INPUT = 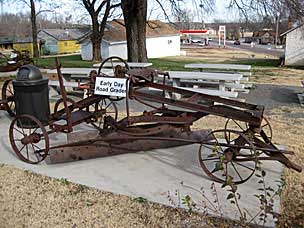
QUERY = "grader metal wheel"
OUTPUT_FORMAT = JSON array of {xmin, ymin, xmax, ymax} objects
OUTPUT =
[
  {"xmin": 9, "ymin": 115, "xmax": 49, "ymax": 164},
  {"xmin": 91, "ymin": 98, "xmax": 118, "ymax": 129},
  {"xmin": 2, "ymin": 79, "xmax": 16, "ymax": 116},
  {"xmin": 53, "ymin": 97, "xmax": 77, "ymax": 113},
  {"xmin": 199, "ymin": 129, "xmax": 258, "ymax": 184}
]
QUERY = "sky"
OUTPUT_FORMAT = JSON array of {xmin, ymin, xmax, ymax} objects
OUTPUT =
[{"xmin": 1, "ymin": 0, "xmax": 240, "ymax": 23}]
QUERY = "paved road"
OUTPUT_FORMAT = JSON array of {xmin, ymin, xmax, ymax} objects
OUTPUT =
[
  {"xmin": 183, "ymin": 41, "xmax": 284, "ymax": 57},
  {"xmin": 223, "ymin": 41, "xmax": 284, "ymax": 57}
]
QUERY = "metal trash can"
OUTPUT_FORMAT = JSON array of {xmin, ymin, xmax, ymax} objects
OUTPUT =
[{"xmin": 13, "ymin": 64, "xmax": 50, "ymax": 127}]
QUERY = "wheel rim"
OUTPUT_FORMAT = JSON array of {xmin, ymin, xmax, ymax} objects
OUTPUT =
[
  {"xmin": 199, "ymin": 129, "xmax": 257, "ymax": 184},
  {"xmin": 2, "ymin": 79, "xmax": 16, "ymax": 116},
  {"xmin": 224, "ymin": 117, "xmax": 272, "ymax": 142},
  {"xmin": 9, "ymin": 115, "xmax": 49, "ymax": 164},
  {"xmin": 254, "ymin": 117, "xmax": 272, "ymax": 142}
]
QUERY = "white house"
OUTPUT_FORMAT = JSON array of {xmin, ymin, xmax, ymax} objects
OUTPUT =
[
  {"xmin": 281, "ymin": 24, "xmax": 304, "ymax": 66},
  {"xmin": 79, "ymin": 19, "xmax": 180, "ymax": 60}
]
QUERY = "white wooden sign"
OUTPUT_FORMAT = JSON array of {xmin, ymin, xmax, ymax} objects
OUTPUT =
[
  {"xmin": 219, "ymin": 25, "xmax": 226, "ymax": 32},
  {"xmin": 94, "ymin": 77, "xmax": 127, "ymax": 97}
]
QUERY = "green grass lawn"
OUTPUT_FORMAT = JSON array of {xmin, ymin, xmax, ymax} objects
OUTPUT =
[
  {"xmin": 34, "ymin": 54, "xmax": 281, "ymax": 70},
  {"xmin": 34, "ymin": 55, "xmax": 94, "ymax": 68}
]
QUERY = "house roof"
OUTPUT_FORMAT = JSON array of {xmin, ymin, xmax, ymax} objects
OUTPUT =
[
  {"xmin": 280, "ymin": 23, "xmax": 304, "ymax": 37},
  {"xmin": 0, "ymin": 37, "xmax": 14, "ymax": 44},
  {"xmin": 15, "ymin": 37, "xmax": 33, "ymax": 43},
  {"xmin": 79, "ymin": 19, "xmax": 179, "ymax": 44},
  {"xmin": 39, "ymin": 29, "xmax": 85, "ymax": 41}
]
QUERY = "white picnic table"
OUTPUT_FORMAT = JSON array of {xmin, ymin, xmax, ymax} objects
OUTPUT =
[
  {"xmin": 184, "ymin": 63, "xmax": 251, "ymax": 71},
  {"xmin": 93, "ymin": 62, "xmax": 152, "ymax": 68},
  {"xmin": 168, "ymin": 71, "xmax": 243, "ymax": 93}
]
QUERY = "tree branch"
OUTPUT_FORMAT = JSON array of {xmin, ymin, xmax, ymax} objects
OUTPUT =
[
  {"xmin": 19, "ymin": 0, "xmax": 31, "ymax": 8},
  {"xmin": 96, "ymin": 0, "xmax": 107, "ymax": 14}
]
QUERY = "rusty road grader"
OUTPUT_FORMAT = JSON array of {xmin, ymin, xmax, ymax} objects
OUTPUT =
[{"xmin": 8, "ymin": 57, "xmax": 302, "ymax": 184}]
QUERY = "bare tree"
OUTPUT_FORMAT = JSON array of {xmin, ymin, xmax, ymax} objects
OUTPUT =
[
  {"xmin": 81, "ymin": 0, "xmax": 121, "ymax": 61},
  {"xmin": 17, "ymin": 0, "xmax": 57, "ymax": 58},
  {"xmin": 228, "ymin": 0, "xmax": 304, "ymax": 20}
]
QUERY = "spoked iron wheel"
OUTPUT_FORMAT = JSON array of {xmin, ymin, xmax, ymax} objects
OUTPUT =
[
  {"xmin": 97, "ymin": 56, "xmax": 130, "ymax": 102},
  {"xmin": 97, "ymin": 56, "xmax": 130, "ymax": 77},
  {"xmin": 199, "ymin": 129, "xmax": 258, "ymax": 184},
  {"xmin": 91, "ymin": 98, "xmax": 118, "ymax": 129},
  {"xmin": 53, "ymin": 97, "xmax": 77, "ymax": 114},
  {"xmin": 2, "ymin": 79, "xmax": 16, "ymax": 116},
  {"xmin": 9, "ymin": 115, "xmax": 49, "ymax": 164},
  {"xmin": 225, "ymin": 117, "xmax": 272, "ymax": 142}
]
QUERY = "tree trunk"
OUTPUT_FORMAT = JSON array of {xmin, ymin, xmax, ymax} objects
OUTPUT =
[
  {"xmin": 92, "ymin": 38, "xmax": 101, "ymax": 61},
  {"xmin": 122, "ymin": 0, "xmax": 148, "ymax": 62},
  {"xmin": 30, "ymin": 0, "xmax": 39, "ymax": 58},
  {"xmin": 91, "ymin": 14, "xmax": 102, "ymax": 61}
]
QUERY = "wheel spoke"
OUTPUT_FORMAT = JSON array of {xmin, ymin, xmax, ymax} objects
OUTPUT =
[
  {"xmin": 17, "ymin": 119, "xmax": 25, "ymax": 135},
  {"xmin": 32, "ymin": 144, "xmax": 40, "ymax": 161},
  {"xmin": 14, "ymin": 127, "xmax": 25, "ymax": 136},
  {"xmin": 224, "ymin": 163, "xmax": 228, "ymax": 182},
  {"xmin": 231, "ymin": 162, "xmax": 243, "ymax": 181},
  {"xmin": 105, "ymin": 102, "xmax": 112, "ymax": 109},
  {"xmin": 32, "ymin": 127, "xmax": 39, "ymax": 134},
  {"xmin": 234, "ymin": 161, "xmax": 255, "ymax": 171},
  {"xmin": 32, "ymin": 144, "xmax": 42, "ymax": 151},
  {"xmin": 19, "ymin": 144, "xmax": 26, "ymax": 152},
  {"xmin": 201, "ymin": 157, "xmax": 220, "ymax": 162},
  {"xmin": 202, "ymin": 144, "xmax": 224, "ymax": 155},
  {"xmin": 25, "ymin": 145, "xmax": 29, "ymax": 160},
  {"xmin": 232, "ymin": 119, "xmax": 245, "ymax": 131}
]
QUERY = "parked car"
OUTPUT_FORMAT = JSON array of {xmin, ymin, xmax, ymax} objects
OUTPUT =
[
  {"xmin": 191, "ymin": 39, "xmax": 202, "ymax": 43},
  {"xmin": 233, "ymin": 40, "xmax": 241, "ymax": 45}
]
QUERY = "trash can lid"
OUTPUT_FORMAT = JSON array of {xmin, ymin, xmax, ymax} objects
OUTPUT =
[{"xmin": 16, "ymin": 64, "xmax": 43, "ymax": 81}]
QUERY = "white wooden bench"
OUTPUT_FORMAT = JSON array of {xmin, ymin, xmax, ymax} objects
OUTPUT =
[
  {"xmin": 48, "ymin": 80, "xmax": 78, "ymax": 88},
  {"xmin": 46, "ymin": 68, "xmax": 113, "ymax": 82},
  {"xmin": 179, "ymin": 80, "xmax": 249, "ymax": 93},
  {"xmin": 184, "ymin": 63, "xmax": 252, "ymax": 88}
]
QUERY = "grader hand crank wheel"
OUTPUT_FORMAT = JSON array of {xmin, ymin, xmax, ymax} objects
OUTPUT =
[
  {"xmin": 97, "ymin": 56, "xmax": 130, "ymax": 102},
  {"xmin": 199, "ymin": 129, "xmax": 258, "ymax": 184},
  {"xmin": 9, "ymin": 115, "xmax": 49, "ymax": 164}
]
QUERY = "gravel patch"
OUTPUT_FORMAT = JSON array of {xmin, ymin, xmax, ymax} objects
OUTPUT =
[{"xmin": 240, "ymin": 83, "xmax": 302, "ymax": 112}]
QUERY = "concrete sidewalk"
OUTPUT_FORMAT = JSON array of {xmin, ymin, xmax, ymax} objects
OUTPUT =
[{"xmin": 0, "ymin": 111, "xmax": 283, "ymax": 227}]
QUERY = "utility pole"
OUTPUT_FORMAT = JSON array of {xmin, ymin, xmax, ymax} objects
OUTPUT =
[{"xmin": 275, "ymin": 12, "xmax": 280, "ymax": 46}]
